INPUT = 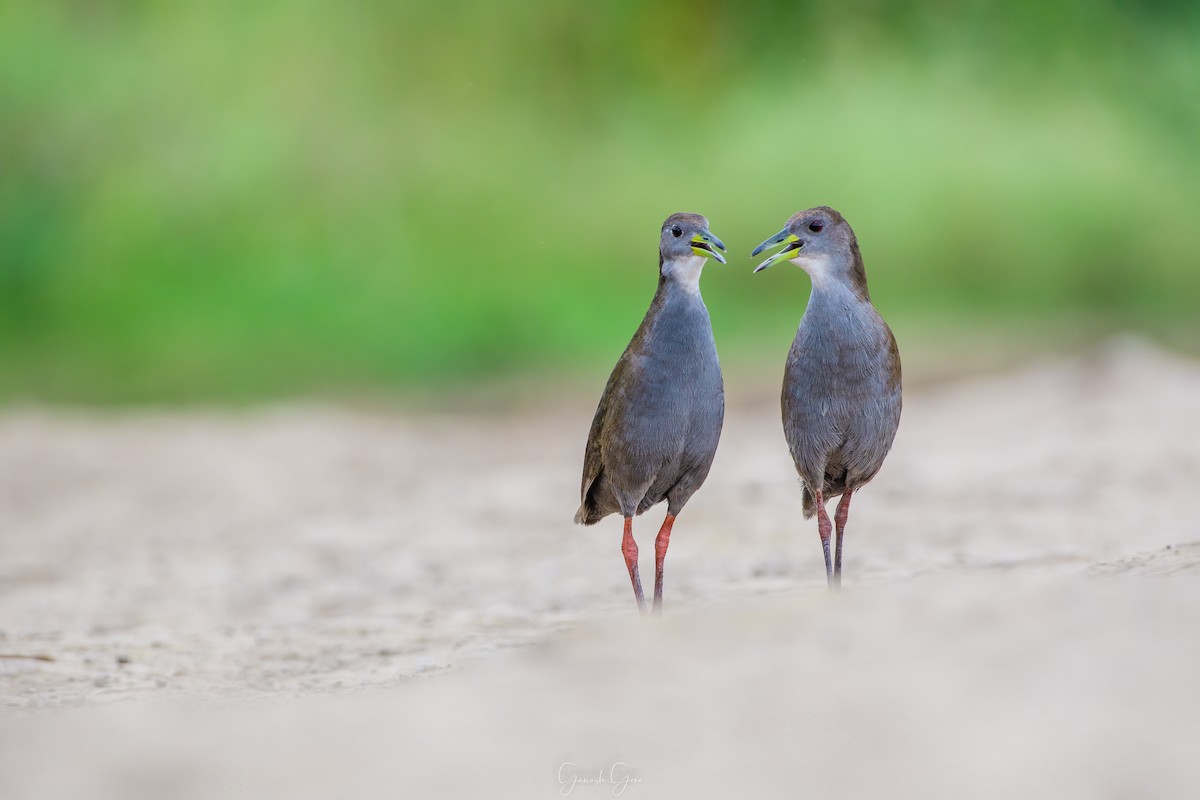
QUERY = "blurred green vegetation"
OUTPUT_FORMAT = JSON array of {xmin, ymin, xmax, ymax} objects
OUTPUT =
[{"xmin": 2, "ymin": 1, "xmax": 1198, "ymax": 402}]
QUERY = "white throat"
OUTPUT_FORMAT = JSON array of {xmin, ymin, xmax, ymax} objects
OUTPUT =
[
  {"xmin": 790, "ymin": 252, "xmax": 837, "ymax": 289},
  {"xmin": 661, "ymin": 254, "xmax": 706, "ymax": 295}
]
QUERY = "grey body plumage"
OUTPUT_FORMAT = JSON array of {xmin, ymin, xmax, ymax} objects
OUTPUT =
[
  {"xmin": 754, "ymin": 206, "xmax": 901, "ymax": 585},
  {"xmin": 577, "ymin": 213, "xmax": 726, "ymax": 613},
  {"xmin": 784, "ymin": 276, "xmax": 901, "ymax": 517},
  {"xmin": 575, "ymin": 275, "xmax": 724, "ymax": 523}
]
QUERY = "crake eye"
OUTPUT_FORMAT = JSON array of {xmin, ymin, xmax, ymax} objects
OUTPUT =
[
  {"xmin": 808, "ymin": 221, "xmax": 824, "ymax": 233},
  {"xmin": 671, "ymin": 226, "xmax": 683, "ymax": 237}
]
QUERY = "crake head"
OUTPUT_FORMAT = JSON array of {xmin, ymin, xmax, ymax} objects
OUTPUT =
[
  {"xmin": 751, "ymin": 206, "xmax": 857, "ymax": 275},
  {"xmin": 659, "ymin": 213, "xmax": 726, "ymax": 266}
]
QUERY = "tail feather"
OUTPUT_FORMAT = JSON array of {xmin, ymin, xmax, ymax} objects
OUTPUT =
[
  {"xmin": 574, "ymin": 499, "xmax": 601, "ymax": 526},
  {"xmin": 802, "ymin": 485, "xmax": 816, "ymax": 519}
]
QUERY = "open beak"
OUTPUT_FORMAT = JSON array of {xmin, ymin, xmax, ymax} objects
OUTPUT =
[
  {"xmin": 751, "ymin": 228, "xmax": 802, "ymax": 273},
  {"xmin": 691, "ymin": 229, "xmax": 727, "ymax": 264}
]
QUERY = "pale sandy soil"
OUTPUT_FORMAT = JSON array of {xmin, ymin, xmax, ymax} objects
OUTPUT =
[{"xmin": 1, "ymin": 338, "xmax": 1199, "ymax": 798}]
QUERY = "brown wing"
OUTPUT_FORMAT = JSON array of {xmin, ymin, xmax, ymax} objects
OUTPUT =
[
  {"xmin": 576, "ymin": 287, "xmax": 665, "ymax": 523},
  {"xmin": 579, "ymin": 356, "xmax": 628, "ymax": 503}
]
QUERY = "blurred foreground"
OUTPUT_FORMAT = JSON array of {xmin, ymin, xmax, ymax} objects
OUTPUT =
[{"xmin": 2, "ymin": 340, "xmax": 1199, "ymax": 796}]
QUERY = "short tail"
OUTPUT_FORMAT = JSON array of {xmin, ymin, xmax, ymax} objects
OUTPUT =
[
  {"xmin": 802, "ymin": 485, "xmax": 816, "ymax": 519},
  {"xmin": 574, "ymin": 501, "xmax": 601, "ymax": 526}
]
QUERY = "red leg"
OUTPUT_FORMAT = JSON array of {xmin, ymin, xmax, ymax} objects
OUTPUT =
[
  {"xmin": 813, "ymin": 489, "xmax": 834, "ymax": 587},
  {"xmin": 833, "ymin": 491, "xmax": 853, "ymax": 586},
  {"xmin": 652, "ymin": 513, "xmax": 676, "ymax": 615},
  {"xmin": 621, "ymin": 516, "xmax": 646, "ymax": 614}
]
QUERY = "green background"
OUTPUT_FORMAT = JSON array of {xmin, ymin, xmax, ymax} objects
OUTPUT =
[{"xmin": 3, "ymin": 1, "xmax": 1198, "ymax": 403}]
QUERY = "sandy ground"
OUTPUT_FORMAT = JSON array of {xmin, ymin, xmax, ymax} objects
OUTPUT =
[{"xmin": 1, "ymin": 337, "xmax": 1199, "ymax": 798}]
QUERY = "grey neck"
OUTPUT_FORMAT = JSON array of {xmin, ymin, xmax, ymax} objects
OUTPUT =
[{"xmin": 795, "ymin": 251, "xmax": 869, "ymax": 308}]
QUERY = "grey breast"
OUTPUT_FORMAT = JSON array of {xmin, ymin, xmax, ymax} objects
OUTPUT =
[
  {"xmin": 782, "ymin": 294, "xmax": 901, "ymax": 500},
  {"xmin": 580, "ymin": 282, "xmax": 724, "ymax": 522}
]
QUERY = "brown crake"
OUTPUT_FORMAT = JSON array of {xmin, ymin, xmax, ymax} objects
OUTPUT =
[
  {"xmin": 576, "ymin": 213, "xmax": 726, "ymax": 613},
  {"xmin": 752, "ymin": 206, "xmax": 902, "ymax": 587}
]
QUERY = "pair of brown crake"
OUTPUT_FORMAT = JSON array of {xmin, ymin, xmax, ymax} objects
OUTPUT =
[{"xmin": 575, "ymin": 207, "xmax": 902, "ymax": 613}]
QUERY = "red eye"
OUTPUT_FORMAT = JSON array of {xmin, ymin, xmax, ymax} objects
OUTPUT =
[{"xmin": 808, "ymin": 221, "xmax": 824, "ymax": 233}]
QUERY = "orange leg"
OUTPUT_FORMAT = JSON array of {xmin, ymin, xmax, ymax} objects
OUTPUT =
[
  {"xmin": 813, "ymin": 490, "xmax": 834, "ymax": 587},
  {"xmin": 833, "ymin": 491, "xmax": 853, "ymax": 586},
  {"xmin": 621, "ymin": 516, "xmax": 646, "ymax": 614},
  {"xmin": 652, "ymin": 513, "xmax": 676, "ymax": 615}
]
